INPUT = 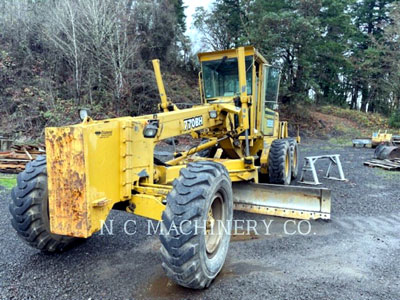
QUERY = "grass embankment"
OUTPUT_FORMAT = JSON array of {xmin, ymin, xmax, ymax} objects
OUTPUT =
[
  {"xmin": 0, "ymin": 175, "xmax": 16, "ymax": 189},
  {"xmin": 317, "ymin": 106, "xmax": 391, "ymax": 131},
  {"xmin": 281, "ymin": 104, "xmax": 398, "ymax": 146},
  {"xmin": 317, "ymin": 106, "xmax": 400, "ymax": 146}
]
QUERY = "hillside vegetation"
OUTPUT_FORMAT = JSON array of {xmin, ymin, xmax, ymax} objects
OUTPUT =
[
  {"xmin": 0, "ymin": 0, "xmax": 198, "ymax": 142},
  {"xmin": 1, "ymin": 0, "xmax": 400, "ymax": 143},
  {"xmin": 280, "ymin": 104, "xmax": 398, "ymax": 141}
]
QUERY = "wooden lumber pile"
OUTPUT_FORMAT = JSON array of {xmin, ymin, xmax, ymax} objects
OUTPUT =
[
  {"xmin": 364, "ymin": 158, "xmax": 400, "ymax": 170},
  {"xmin": 0, "ymin": 144, "xmax": 45, "ymax": 173}
]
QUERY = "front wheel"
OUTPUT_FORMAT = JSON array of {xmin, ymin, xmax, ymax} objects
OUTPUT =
[
  {"xmin": 160, "ymin": 161, "xmax": 233, "ymax": 289},
  {"xmin": 9, "ymin": 156, "xmax": 83, "ymax": 252},
  {"xmin": 268, "ymin": 139, "xmax": 292, "ymax": 185}
]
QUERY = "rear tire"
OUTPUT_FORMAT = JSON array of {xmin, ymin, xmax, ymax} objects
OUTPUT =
[
  {"xmin": 268, "ymin": 139, "xmax": 292, "ymax": 185},
  {"xmin": 9, "ymin": 156, "xmax": 82, "ymax": 252},
  {"xmin": 288, "ymin": 139, "xmax": 299, "ymax": 179},
  {"xmin": 160, "ymin": 161, "xmax": 233, "ymax": 289},
  {"xmin": 197, "ymin": 139, "xmax": 218, "ymax": 158}
]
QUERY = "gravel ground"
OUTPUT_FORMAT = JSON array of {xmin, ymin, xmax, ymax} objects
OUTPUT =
[{"xmin": 1, "ymin": 139, "xmax": 399, "ymax": 299}]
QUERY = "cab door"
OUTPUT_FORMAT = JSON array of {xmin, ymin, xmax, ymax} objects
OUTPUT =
[{"xmin": 261, "ymin": 65, "xmax": 281, "ymax": 136}]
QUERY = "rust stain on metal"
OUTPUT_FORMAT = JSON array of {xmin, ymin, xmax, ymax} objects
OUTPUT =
[
  {"xmin": 45, "ymin": 126, "xmax": 90, "ymax": 238},
  {"xmin": 232, "ymin": 182, "xmax": 331, "ymax": 220}
]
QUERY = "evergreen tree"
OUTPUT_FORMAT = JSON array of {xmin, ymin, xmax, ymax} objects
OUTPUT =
[
  {"xmin": 313, "ymin": 0, "xmax": 354, "ymax": 105},
  {"xmin": 350, "ymin": 0, "xmax": 397, "ymax": 112},
  {"xmin": 171, "ymin": 0, "xmax": 187, "ymax": 33},
  {"xmin": 197, "ymin": 0, "xmax": 399, "ymax": 111},
  {"xmin": 194, "ymin": 0, "xmax": 245, "ymax": 50},
  {"xmin": 246, "ymin": 0, "xmax": 321, "ymax": 103}
]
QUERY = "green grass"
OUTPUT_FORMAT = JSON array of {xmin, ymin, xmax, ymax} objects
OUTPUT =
[
  {"xmin": 374, "ymin": 168, "xmax": 400, "ymax": 180},
  {"xmin": 318, "ymin": 105, "xmax": 391, "ymax": 131},
  {"xmin": 328, "ymin": 137, "xmax": 353, "ymax": 146},
  {"xmin": 332, "ymin": 123, "xmax": 362, "ymax": 137},
  {"xmin": 0, "ymin": 175, "xmax": 17, "ymax": 189},
  {"xmin": 318, "ymin": 144, "xmax": 341, "ymax": 150},
  {"xmin": 326, "ymin": 120, "xmax": 362, "ymax": 146}
]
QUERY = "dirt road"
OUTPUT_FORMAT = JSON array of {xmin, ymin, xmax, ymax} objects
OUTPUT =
[{"xmin": 1, "ymin": 140, "xmax": 399, "ymax": 299}]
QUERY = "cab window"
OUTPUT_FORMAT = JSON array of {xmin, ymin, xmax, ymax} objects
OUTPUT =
[
  {"xmin": 202, "ymin": 56, "xmax": 253, "ymax": 99},
  {"xmin": 264, "ymin": 66, "xmax": 280, "ymax": 109}
]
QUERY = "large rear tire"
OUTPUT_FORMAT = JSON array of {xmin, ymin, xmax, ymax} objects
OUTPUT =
[
  {"xmin": 160, "ymin": 161, "xmax": 233, "ymax": 289},
  {"xmin": 9, "ymin": 156, "xmax": 82, "ymax": 252},
  {"xmin": 268, "ymin": 139, "xmax": 292, "ymax": 185}
]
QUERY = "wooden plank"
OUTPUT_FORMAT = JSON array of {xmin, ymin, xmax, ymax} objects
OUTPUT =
[
  {"xmin": 365, "ymin": 161, "xmax": 392, "ymax": 168},
  {"xmin": 373, "ymin": 162, "xmax": 398, "ymax": 168},
  {"xmin": 364, "ymin": 163, "xmax": 395, "ymax": 170},
  {"xmin": 0, "ymin": 158, "xmax": 30, "ymax": 163},
  {"xmin": 0, "ymin": 163, "xmax": 25, "ymax": 169},
  {"xmin": 369, "ymin": 159, "xmax": 400, "ymax": 167},
  {"xmin": 0, "ymin": 143, "xmax": 43, "ymax": 174},
  {"xmin": 364, "ymin": 160, "xmax": 400, "ymax": 170},
  {"xmin": 367, "ymin": 160, "xmax": 398, "ymax": 167},
  {"xmin": 0, "ymin": 154, "xmax": 34, "ymax": 160},
  {"xmin": 23, "ymin": 148, "xmax": 33, "ymax": 160}
]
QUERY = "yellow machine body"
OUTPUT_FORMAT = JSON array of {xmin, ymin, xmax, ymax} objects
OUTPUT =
[
  {"xmin": 45, "ymin": 46, "xmax": 330, "ymax": 238},
  {"xmin": 371, "ymin": 130, "xmax": 392, "ymax": 147}
]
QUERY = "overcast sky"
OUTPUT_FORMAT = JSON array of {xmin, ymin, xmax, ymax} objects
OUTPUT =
[{"xmin": 183, "ymin": 0, "xmax": 213, "ymax": 52}]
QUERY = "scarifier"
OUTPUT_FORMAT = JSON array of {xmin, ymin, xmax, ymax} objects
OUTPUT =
[{"xmin": 9, "ymin": 47, "xmax": 331, "ymax": 289}]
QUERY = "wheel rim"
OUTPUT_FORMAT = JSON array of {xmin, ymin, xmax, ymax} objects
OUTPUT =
[
  {"xmin": 293, "ymin": 147, "xmax": 297, "ymax": 170},
  {"xmin": 285, "ymin": 151, "xmax": 290, "ymax": 177},
  {"xmin": 205, "ymin": 192, "xmax": 224, "ymax": 257}
]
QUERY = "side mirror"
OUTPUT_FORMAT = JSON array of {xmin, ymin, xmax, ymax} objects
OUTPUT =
[{"xmin": 79, "ymin": 108, "xmax": 90, "ymax": 121}]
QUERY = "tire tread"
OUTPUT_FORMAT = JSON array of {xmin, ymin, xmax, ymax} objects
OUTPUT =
[
  {"xmin": 160, "ymin": 161, "xmax": 230, "ymax": 289},
  {"xmin": 9, "ymin": 155, "xmax": 79, "ymax": 253},
  {"xmin": 268, "ymin": 139, "xmax": 291, "ymax": 185}
]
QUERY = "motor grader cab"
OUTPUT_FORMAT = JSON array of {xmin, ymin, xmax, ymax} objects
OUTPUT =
[
  {"xmin": 10, "ymin": 46, "xmax": 331, "ymax": 289},
  {"xmin": 199, "ymin": 47, "xmax": 281, "ymax": 137}
]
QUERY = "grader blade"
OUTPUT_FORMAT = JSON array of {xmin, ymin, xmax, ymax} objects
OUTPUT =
[{"xmin": 232, "ymin": 182, "xmax": 331, "ymax": 220}]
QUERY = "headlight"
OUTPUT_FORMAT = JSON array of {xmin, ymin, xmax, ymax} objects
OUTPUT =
[
  {"xmin": 209, "ymin": 110, "xmax": 218, "ymax": 119},
  {"xmin": 143, "ymin": 121, "xmax": 159, "ymax": 138}
]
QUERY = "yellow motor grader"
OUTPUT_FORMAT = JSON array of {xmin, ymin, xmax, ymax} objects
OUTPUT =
[{"xmin": 10, "ymin": 46, "xmax": 330, "ymax": 289}]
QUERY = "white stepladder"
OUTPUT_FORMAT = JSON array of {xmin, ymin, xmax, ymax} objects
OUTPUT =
[{"xmin": 300, "ymin": 154, "xmax": 347, "ymax": 185}]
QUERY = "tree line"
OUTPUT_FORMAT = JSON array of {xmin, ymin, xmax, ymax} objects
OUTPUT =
[
  {"xmin": 0, "ymin": 0, "xmax": 195, "ymax": 137},
  {"xmin": 1, "ymin": 0, "xmax": 400, "ymax": 139},
  {"xmin": 195, "ymin": 0, "xmax": 400, "ymax": 116}
]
